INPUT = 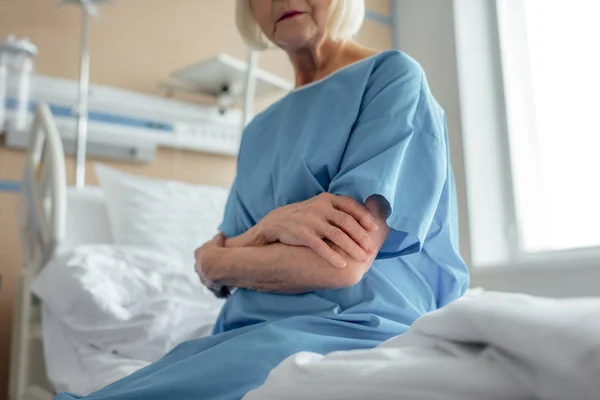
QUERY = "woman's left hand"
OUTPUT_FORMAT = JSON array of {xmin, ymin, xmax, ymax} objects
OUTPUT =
[
  {"xmin": 194, "ymin": 233, "xmax": 233, "ymax": 298},
  {"xmin": 250, "ymin": 193, "xmax": 378, "ymax": 268}
]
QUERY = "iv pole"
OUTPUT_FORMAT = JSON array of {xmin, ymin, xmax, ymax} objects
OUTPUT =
[
  {"xmin": 71, "ymin": 0, "xmax": 100, "ymax": 188},
  {"xmin": 241, "ymin": 50, "xmax": 258, "ymax": 131},
  {"xmin": 70, "ymin": 1, "xmax": 260, "ymax": 175}
]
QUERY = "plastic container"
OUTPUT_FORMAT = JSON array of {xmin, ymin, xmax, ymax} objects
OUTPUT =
[{"xmin": 0, "ymin": 35, "xmax": 38, "ymax": 133}]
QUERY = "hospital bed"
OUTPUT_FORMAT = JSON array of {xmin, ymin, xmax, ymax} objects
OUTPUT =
[
  {"xmin": 9, "ymin": 104, "xmax": 227, "ymax": 400},
  {"xmin": 9, "ymin": 106, "xmax": 600, "ymax": 400},
  {"xmin": 8, "ymin": 103, "xmax": 126, "ymax": 400},
  {"xmin": 9, "ymin": 104, "xmax": 65, "ymax": 400}
]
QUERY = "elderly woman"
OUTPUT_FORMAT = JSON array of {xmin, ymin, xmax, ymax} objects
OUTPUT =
[{"xmin": 56, "ymin": 1, "xmax": 468, "ymax": 399}]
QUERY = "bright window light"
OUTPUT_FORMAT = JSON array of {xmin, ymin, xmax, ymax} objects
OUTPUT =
[{"xmin": 498, "ymin": 0, "xmax": 600, "ymax": 253}]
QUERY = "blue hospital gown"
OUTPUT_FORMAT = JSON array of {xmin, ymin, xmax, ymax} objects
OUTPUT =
[{"xmin": 56, "ymin": 50, "xmax": 468, "ymax": 400}]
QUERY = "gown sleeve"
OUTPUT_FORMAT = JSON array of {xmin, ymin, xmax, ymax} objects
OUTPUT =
[{"xmin": 328, "ymin": 55, "xmax": 447, "ymax": 259}]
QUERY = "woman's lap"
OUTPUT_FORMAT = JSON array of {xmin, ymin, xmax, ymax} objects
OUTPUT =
[{"xmin": 55, "ymin": 316, "xmax": 387, "ymax": 400}]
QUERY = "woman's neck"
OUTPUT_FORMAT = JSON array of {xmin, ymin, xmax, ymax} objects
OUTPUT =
[
  {"xmin": 287, "ymin": 39, "xmax": 376, "ymax": 88},
  {"xmin": 287, "ymin": 38, "xmax": 347, "ymax": 87}
]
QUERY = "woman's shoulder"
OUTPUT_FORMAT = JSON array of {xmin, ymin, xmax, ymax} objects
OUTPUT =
[
  {"xmin": 357, "ymin": 51, "xmax": 446, "ymax": 144},
  {"xmin": 347, "ymin": 51, "xmax": 431, "ymax": 120},
  {"xmin": 370, "ymin": 49, "xmax": 422, "ymax": 68},
  {"xmin": 366, "ymin": 50, "xmax": 426, "ymax": 89}
]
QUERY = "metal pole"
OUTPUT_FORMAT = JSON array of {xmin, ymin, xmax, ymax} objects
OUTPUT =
[
  {"xmin": 75, "ymin": 6, "xmax": 91, "ymax": 188},
  {"xmin": 241, "ymin": 50, "xmax": 258, "ymax": 131}
]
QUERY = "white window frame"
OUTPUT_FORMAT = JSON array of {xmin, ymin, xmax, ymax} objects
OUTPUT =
[{"xmin": 453, "ymin": 0, "xmax": 600, "ymax": 271}]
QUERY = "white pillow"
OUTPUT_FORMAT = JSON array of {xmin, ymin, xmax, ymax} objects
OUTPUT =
[
  {"xmin": 63, "ymin": 187, "xmax": 113, "ymax": 249},
  {"xmin": 95, "ymin": 164, "xmax": 230, "ymax": 267}
]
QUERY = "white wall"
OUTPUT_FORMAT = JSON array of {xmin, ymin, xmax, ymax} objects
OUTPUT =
[
  {"xmin": 393, "ymin": 0, "xmax": 600, "ymax": 298},
  {"xmin": 472, "ymin": 263, "xmax": 600, "ymax": 298},
  {"xmin": 393, "ymin": 0, "xmax": 471, "ymax": 265}
]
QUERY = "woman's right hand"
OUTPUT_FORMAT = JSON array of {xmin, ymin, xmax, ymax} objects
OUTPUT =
[{"xmin": 254, "ymin": 193, "xmax": 380, "ymax": 268}]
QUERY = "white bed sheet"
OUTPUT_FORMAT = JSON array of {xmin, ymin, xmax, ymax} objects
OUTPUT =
[
  {"xmin": 42, "ymin": 305, "xmax": 150, "ymax": 395},
  {"xmin": 34, "ymin": 245, "xmax": 225, "ymax": 395}
]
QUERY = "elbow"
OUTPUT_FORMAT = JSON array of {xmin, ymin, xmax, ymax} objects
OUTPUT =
[{"xmin": 331, "ymin": 261, "xmax": 369, "ymax": 288}]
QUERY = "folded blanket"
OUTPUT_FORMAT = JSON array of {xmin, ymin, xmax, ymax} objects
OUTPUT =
[{"xmin": 245, "ymin": 291, "xmax": 600, "ymax": 400}]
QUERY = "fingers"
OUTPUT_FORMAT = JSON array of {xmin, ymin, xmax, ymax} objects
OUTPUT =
[
  {"xmin": 301, "ymin": 229, "xmax": 347, "ymax": 269},
  {"xmin": 319, "ymin": 221, "xmax": 370, "ymax": 263},
  {"xmin": 327, "ymin": 210, "xmax": 377, "ymax": 255},
  {"xmin": 213, "ymin": 232, "xmax": 226, "ymax": 247},
  {"xmin": 332, "ymin": 196, "xmax": 379, "ymax": 231}
]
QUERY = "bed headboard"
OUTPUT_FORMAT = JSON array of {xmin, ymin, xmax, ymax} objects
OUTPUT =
[{"xmin": 20, "ymin": 103, "xmax": 67, "ymax": 272}]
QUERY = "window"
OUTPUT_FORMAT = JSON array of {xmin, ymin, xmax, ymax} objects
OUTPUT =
[{"xmin": 497, "ymin": 0, "xmax": 600, "ymax": 254}]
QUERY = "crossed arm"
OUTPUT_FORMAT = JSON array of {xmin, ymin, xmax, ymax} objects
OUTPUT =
[{"xmin": 195, "ymin": 193, "xmax": 392, "ymax": 295}]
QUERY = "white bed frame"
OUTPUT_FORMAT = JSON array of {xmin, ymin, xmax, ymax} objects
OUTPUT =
[{"xmin": 9, "ymin": 104, "xmax": 67, "ymax": 400}]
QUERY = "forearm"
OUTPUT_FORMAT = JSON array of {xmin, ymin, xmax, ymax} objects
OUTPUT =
[
  {"xmin": 202, "ymin": 243, "xmax": 370, "ymax": 294},
  {"xmin": 206, "ymin": 195, "xmax": 392, "ymax": 294}
]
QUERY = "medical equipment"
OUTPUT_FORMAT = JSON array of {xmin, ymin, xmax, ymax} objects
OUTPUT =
[
  {"xmin": 62, "ymin": 2, "xmax": 291, "ymax": 186},
  {"xmin": 242, "ymin": 51, "xmax": 259, "ymax": 128},
  {"xmin": 1, "ymin": 0, "xmax": 292, "ymax": 186},
  {"xmin": 0, "ymin": 35, "xmax": 38, "ymax": 134},
  {"xmin": 61, "ymin": 0, "xmax": 114, "ymax": 188},
  {"xmin": 163, "ymin": 52, "xmax": 292, "ymax": 125},
  {"xmin": 2, "ymin": 74, "xmax": 244, "ymax": 163}
]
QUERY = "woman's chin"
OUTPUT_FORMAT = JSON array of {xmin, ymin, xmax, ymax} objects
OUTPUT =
[{"xmin": 274, "ymin": 32, "xmax": 317, "ymax": 51}]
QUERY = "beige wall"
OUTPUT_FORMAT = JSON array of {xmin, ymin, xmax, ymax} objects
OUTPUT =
[
  {"xmin": 0, "ymin": 0, "xmax": 392, "ymax": 396},
  {"xmin": 0, "ymin": 0, "xmax": 391, "ymax": 98}
]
